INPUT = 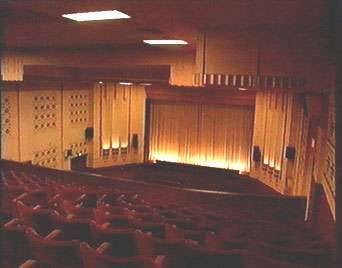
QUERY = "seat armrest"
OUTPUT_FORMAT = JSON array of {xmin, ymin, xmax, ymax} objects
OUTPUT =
[
  {"xmin": 45, "ymin": 229, "xmax": 63, "ymax": 240},
  {"xmin": 4, "ymin": 218, "xmax": 21, "ymax": 228},
  {"xmin": 154, "ymin": 256, "xmax": 166, "ymax": 268},
  {"xmin": 33, "ymin": 205, "xmax": 41, "ymax": 210},
  {"xmin": 19, "ymin": 259, "xmax": 40, "ymax": 268},
  {"xmin": 96, "ymin": 242, "xmax": 112, "ymax": 254}
]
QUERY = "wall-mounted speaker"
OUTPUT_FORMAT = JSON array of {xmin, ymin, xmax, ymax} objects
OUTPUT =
[
  {"xmin": 132, "ymin": 134, "xmax": 139, "ymax": 150},
  {"xmin": 252, "ymin": 146, "xmax": 261, "ymax": 162},
  {"xmin": 285, "ymin": 146, "xmax": 296, "ymax": 160},
  {"xmin": 85, "ymin": 127, "xmax": 94, "ymax": 140}
]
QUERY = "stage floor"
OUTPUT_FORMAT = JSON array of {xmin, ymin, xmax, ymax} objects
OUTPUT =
[{"xmin": 86, "ymin": 163, "xmax": 279, "ymax": 196}]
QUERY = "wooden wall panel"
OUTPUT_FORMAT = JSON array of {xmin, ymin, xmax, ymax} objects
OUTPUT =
[
  {"xmin": 0, "ymin": 51, "xmax": 24, "ymax": 81},
  {"xmin": 146, "ymin": 86, "xmax": 255, "ymax": 107},
  {"xmin": 320, "ymin": 93, "xmax": 336, "ymax": 219},
  {"xmin": 205, "ymin": 31, "xmax": 258, "ymax": 75},
  {"xmin": 251, "ymin": 90, "xmax": 311, "ymax": 195},
  {"xmin": 196, "ymin": 30, "xmax": 330, "ymax": 92},
  {"xmin": 0, "ymin": 48, "xmax": 195, "ymax": 86},
  {"xmin": 90, "ymin": 83, "xmax": 146, "ymax": 168}
]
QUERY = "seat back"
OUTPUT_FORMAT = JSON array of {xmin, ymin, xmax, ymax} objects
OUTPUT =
[
  {"xmin": 80, "ymin": 242, "xmax": 155, "ymax": 268},
  {"xmin": 16, "ymin": 201, "xmax": 53, "ymax": 235},
  {"xmin": 91, "ymin": 224, "xmax": 138, "ymax": 256},
  {"xmin": 26, "ymin": 227, "xmax": 82, "ymax": 268}
]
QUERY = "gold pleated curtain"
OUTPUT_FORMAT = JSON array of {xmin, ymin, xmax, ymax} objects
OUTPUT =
[{"xmin": 149, "ymin": 102, "xmax": 254, "ymax": 172}]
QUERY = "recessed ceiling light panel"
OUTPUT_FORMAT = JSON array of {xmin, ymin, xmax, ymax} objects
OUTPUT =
[
  {"xmin": 62, "ymin": 10, "xmax": 130, "ymax": 22},
  {"xmin": 143, "ymin": 40, "xmax": 188, "ymax": 45}
]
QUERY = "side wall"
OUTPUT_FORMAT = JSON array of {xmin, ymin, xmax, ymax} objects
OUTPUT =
[
  {"xmin": 1, "ymin": 82, "xmax": 92, "ymax": 169},
  {"xmin": 0, "ymin": 82, "xmax": 146, "ymax": 170}
]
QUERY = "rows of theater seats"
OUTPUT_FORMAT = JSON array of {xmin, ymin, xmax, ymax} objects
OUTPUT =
[{"xmin": 0, "ymin": 166, "xmax": 333, "ymax": 268}]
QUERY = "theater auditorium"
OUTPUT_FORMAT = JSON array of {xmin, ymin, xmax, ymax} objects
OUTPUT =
[{"xmin": 0, "ymin": 1, "xmax": 339, "ymax": 267}]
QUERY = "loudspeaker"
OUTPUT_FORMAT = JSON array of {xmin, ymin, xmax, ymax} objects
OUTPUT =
[
  {"xmin": 252, "ymin": 146, "xmax": 261, "ymax": 162},
  {"xmin": 132, "ymin": 134, "xmax": 139, "ymax": 150},
  {"xmin": 85, "ymin": 127, "xmax": 94, "ymax": 140},
  {"xmin": 285, "ymin": 146, "xmax": 296, "ymax": 160}
]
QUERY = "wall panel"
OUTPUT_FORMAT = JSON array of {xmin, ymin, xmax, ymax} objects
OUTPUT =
[
  {"xmin": 19, "ymin": 84, "xmax": 62, "ymax": 168},
  {"xmin": 251, "ymin": 90, "xmax": 310, "ymax": 195},
  {"xmin": 1, "ymin": 82, "xmax": 93, "ymax": 170},
  {"xmin": 0, "ymin": 48, "xmax": 195, "ymax": 86},
  {"xmin": 1, "ymin": 87, "xmax": 20, "ymax": 160},
  {"xmin": 90, "ymin": 83, "xmax": 146, "ymax": 168},
  {"xmin": 61, "ymin": 82, "xmax": 91, "ymax": 169}
]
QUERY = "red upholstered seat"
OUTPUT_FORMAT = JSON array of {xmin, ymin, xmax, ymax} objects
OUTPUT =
[
  {"xmin": 243, "ymin": 253, "xmax": 316, "ymax": 268},
  {"xmin": 80, "ymin": 242, "xmax": 159, "ymax": 268},
  {"xmin": 14, "ymin": 190, "xmax": 49, "ymax": 208},
  {"xmin": 135, "ymin": 229, "xmax": 185, "ymax": 267},
  {"xmin": 15, "ymin": 201, "xmax": 53, "ymax": 236},
  {"xmin": 50, "ymin": 210, "xmax": 94, "ymax": 243},
  {"xmin": 247, "ymin": 238, "xmax": 332, "ymax": 267},
  {"xmin": 91, "ymin": 223, "xmax": 139, "ymax": 256},
  {"xmin": 0, "ymin": 218, "xmax": 32, "ymax": 266},
  {"xmin": 60, "ymin": 200, "xmax": 94, "ymax": 219},
  {"xmin": 178, "ymin": 243, "xmax": 245, "ymax": 268},
  {"xmin": 25, "ymin": 227, "xmax": 82, "ymax": 268}
]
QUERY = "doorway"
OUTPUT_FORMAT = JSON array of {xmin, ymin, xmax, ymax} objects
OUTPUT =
[{"xmin": 70, "ymin": 154, "xmax": 88, "ymax": 171}]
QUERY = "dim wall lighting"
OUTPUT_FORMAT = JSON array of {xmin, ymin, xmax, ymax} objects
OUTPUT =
[
  {"xmin": 143, "ymin": 40, "xmax": 188, "ymax": 45},
  {"xmin": 119, "ymin": 82, "xmax": 133, "ymax": 85},
  {"xmin": 62, "ymin": 10, "xmax": 130, "ymax": 22}
]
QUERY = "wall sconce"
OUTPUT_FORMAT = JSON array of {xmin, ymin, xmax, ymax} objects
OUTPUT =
[
  {"xmin": 102, "ymin": 148, "xmax": 110, "ymax": 157},
  {"xmin": 274, "ymin": 169, "xmax": 280, "ymax": 178},
  {"xmin": 112, "ymin": 147, "xmax": 119, "ymax": 155},
  {"xmin": 121, "ymin": 147, "xmax": 128, "ymax": 154}
]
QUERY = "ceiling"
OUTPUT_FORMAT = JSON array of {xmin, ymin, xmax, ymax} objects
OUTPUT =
[{"xmin": 0, "ymin": 0, "xmax": 330, "ymax": 49}]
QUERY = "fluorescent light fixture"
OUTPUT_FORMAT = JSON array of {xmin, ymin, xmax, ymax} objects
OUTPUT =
[
  {"xmin": 140, "ymin": 83, "xmax": 152, "ymax": 86},
  {"xmin": 238, "ymin": 87, "xmax": 248, "ymax": 91},
  {"xmin": 119, "ymin": 82, "xmax": 133, "ymax": 85},
  {"xmin": 143, "ymin": 40, "xmax": 188, "ymax": 45},
  {"xmin": 62, "ymin": 10, "xmax": 130, "ymax": 22}
]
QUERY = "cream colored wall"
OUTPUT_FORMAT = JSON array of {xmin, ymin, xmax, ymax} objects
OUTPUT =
[
  {"xmin": 90, "ymin": 82, "xmax": 146, "ymax": 168},
  {"xmin": 1, "ymin": 88, "xmax": 20, "ymax": 160},
  {"xmin": 19, "ymin": 86, "xmax": 62, "ymax": 168},
  {"xmin": 0, "ymin": 83, "xmax": 92, "ymax": 170},
  {"xmin": 0, "ymin": 48, "xmax": 195, "ymax": 86},
  {"xmin": 61, "ymin": 83, "xmax": 92, "ymax": 169}
]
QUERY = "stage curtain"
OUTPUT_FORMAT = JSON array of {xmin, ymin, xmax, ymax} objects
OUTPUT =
[{"xmin": 149, "ymin": 102, "xmax": 254, "ymax": 172}]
